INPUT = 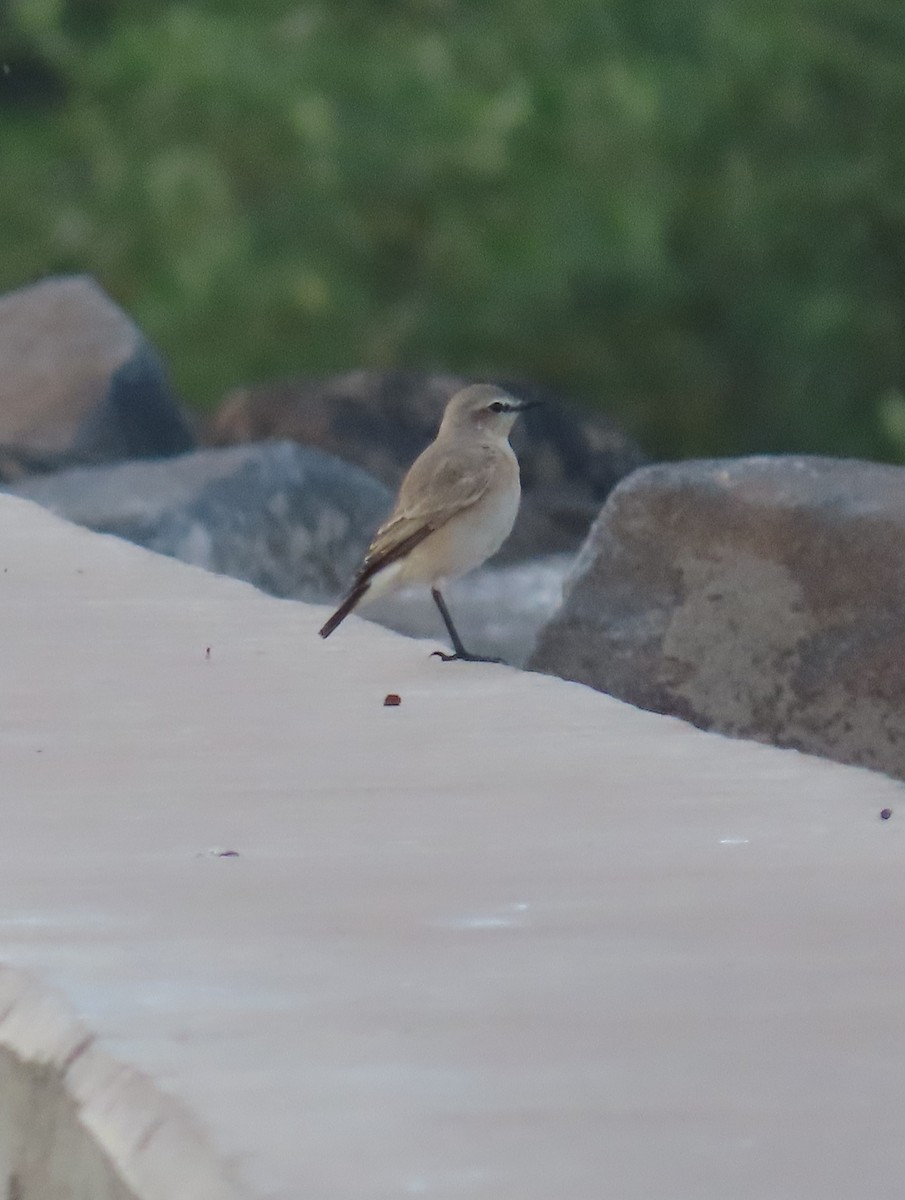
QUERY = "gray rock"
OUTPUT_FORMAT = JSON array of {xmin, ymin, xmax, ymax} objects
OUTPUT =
[
  {"xmin": 8, "ymin": 442, "xmax": 392, "ymax": 601},
  {"xmin": 205, "ymin": 369, "xmax": 644, "ymax": 562},
  {"xmin": 530, "ymin": 456, "xmax": 905, "ymax": 780},
  {"xmin": 0, "ymin": 275, "xmax": 194, "ymax": 480}
]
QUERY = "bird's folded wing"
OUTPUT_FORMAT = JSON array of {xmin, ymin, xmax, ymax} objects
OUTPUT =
[{"xmin": 356, "ymin": 450, "xmax": 494, "ymax": 583}]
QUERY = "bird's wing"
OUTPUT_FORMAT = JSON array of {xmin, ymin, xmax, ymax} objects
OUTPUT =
[{"xmin": 355, "ymin": 443, "xmax": 497, "ymax": 583}]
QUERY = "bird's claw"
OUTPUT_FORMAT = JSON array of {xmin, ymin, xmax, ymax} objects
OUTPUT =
[{"xmin": 430, "ymin": 649, "xmax": 504, "ymax": 664}]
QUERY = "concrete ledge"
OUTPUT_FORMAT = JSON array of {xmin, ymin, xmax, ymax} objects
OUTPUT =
[
  {"xmin": 0, "ymin": 494, "xmax": 903, "ymax": 1198},
  {"xmin": 0, "ymin": 966, "xmax": 245, "ymax": 1200}
]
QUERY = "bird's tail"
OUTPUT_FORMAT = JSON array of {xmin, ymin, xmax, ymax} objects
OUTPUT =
[{"xmin": 319, "ymin": 580, "xmax": 370, "ymax": 639}]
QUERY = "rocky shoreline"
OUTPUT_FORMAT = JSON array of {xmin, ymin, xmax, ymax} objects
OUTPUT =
[{"xmin": 3, "ymin": 273, "xmax": 905, "ymax": 779}]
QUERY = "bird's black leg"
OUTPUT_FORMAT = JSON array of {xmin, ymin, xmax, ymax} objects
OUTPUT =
[{"xmin": 430, "ymin": 588, "xmax": 502, "ymax": 664}]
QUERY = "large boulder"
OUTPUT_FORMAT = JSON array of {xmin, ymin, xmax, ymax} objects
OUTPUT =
[
  {"xmin": 530, "ymin": 456, "xmax": 905, "ymax": 780},
  {"xmin": 0, "ymin": 275, "xmax": 195, "ymax": 480},
  {"xmin": 205, "ymin": 369, "xmax": 644, "ymax": 561},
  {"xmin": 7, "ymin": 442, "xmax": 392, "ymax": 602}
]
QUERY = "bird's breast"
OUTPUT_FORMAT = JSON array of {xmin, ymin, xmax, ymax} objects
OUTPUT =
[{"xmin": 402, "ymin": 451, "xmax": 521, "ymax": 586}]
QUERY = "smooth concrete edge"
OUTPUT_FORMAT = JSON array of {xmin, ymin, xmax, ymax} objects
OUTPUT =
[{"xmin": 0, "ymin": 964, "xmax": 248, "ymax": 1200}]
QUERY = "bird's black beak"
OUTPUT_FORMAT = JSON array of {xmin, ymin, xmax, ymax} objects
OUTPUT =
[{"xmin": 513, "ymin": 398, "xmax": 543, "ymax": 412}]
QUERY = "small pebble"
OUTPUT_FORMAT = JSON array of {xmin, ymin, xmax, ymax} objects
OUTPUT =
[
  {"xmin": 383, "ymin": 693, "xmax": 402, "ymax": 707},
  {"xmin": 880, "ymin": 808, "xmax": 892, "ymax": 820},
  {"xmin": 205, "ymin": 646, "xmax": 212, "ymax": 659}
]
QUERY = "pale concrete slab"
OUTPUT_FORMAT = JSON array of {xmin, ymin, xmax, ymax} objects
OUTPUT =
[
  {"xmin": 0, "ymin": 965, "xmax": 243, "ymax": 1199},
  {"xmin": 0, "ymin": 494, "xmax": 902, "ymax": 1199}
]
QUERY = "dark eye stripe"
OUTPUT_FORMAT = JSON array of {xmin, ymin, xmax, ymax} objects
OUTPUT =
[{"xmin": 488, "ymin": 401, "xmax": 509, "ymax": 413}]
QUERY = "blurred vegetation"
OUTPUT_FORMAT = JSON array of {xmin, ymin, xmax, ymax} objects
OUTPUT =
[{"xmin": 3, "ymin": 0, "xmax": 905, "ymax": 459}]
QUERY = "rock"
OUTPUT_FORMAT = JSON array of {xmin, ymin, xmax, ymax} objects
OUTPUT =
[
  {"xmin": 205, "ymin": 369, "xmax": 644, "ymax": 561},
  {"xmin": 530, "ymin": 456, "xmax": 905, "ymax": 780},
  {"xmin": 364, "ymin": 554, "xmax": 572, "ymax": 667},
  {"xmin": 7, "ymin": 442, "xmax": 392, "ymax": 602},
  {"xmin": 0, "ymin": 275, "xmax": 195, "ymax": 480}
]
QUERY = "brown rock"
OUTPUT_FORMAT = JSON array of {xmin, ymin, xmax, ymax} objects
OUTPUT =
[
  {"xmin": 0, "ymin": 275, "xmax": 194, "ymax": 480},
  {"xmin": 205, "ymin": 369, "xmax": 644, "ymax": 561},
  {"xmin": 530, "ymin": 456, "xmax": 905, "ymax": 780}
]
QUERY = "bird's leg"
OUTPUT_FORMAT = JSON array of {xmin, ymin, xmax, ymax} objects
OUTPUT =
[{"xmin": 430, "ymin": 588, "xmax": 503, "ymax": 664}]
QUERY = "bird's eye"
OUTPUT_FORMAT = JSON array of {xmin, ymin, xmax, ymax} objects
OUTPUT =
[{"xmin": 488, "ymin": 401, "xmax": 506, "ymax": 413}]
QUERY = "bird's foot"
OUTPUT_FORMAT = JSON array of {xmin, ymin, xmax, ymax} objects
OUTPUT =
[{"xmin": 430, "ymin": 648, "xmax": 504, "ymax": 664}]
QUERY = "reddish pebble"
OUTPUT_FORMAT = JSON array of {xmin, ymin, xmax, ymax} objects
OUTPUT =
[
  {"xmin": 881, "ymin": 808, "xmax": 893, "ymax": 820},
  {"xmin": 383, "ymin": 693, "xmax": 402, "ymax": 707}
]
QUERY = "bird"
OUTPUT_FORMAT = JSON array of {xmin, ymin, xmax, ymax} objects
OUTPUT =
[{"xmin": 318, "ymin": 383, "xmax": 539, "ymax": 662}]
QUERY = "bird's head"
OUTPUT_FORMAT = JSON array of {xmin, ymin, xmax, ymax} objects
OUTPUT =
[{"xmin": 439, "ymin": 384, "xmax": 540, "ymax": 440}]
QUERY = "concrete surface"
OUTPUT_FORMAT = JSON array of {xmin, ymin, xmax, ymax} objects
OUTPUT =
[
  {"xmin": 0, "ymin": 966, "xmax": 242, "ymax": 1199},
  {"xmin": 0, "ymin": 494, "xmax": 903, "ymax": 1199}
]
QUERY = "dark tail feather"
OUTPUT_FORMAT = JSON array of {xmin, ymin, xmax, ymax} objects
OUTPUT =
[
  {"xmin": 320, "ymin": 525, "xmax": 433, "ymax": 640},
  {"xmin": 319, "ymin": 580, "xmax": 370, "ymax": 639}
]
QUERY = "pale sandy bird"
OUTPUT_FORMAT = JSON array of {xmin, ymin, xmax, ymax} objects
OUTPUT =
[{"xmin": 318, "ymin": 383, "xmax": 538, "ymax": 661}]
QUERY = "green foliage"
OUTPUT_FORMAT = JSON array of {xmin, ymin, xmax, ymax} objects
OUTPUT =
[{"xmin": 3, "ymin": 0, "xmax": 905, "ymax": 459}]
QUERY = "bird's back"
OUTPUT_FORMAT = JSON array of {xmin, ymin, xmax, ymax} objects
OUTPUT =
[{"xmin": 394, "ymin": 433, "xmax": 513, "ymax": 520}]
